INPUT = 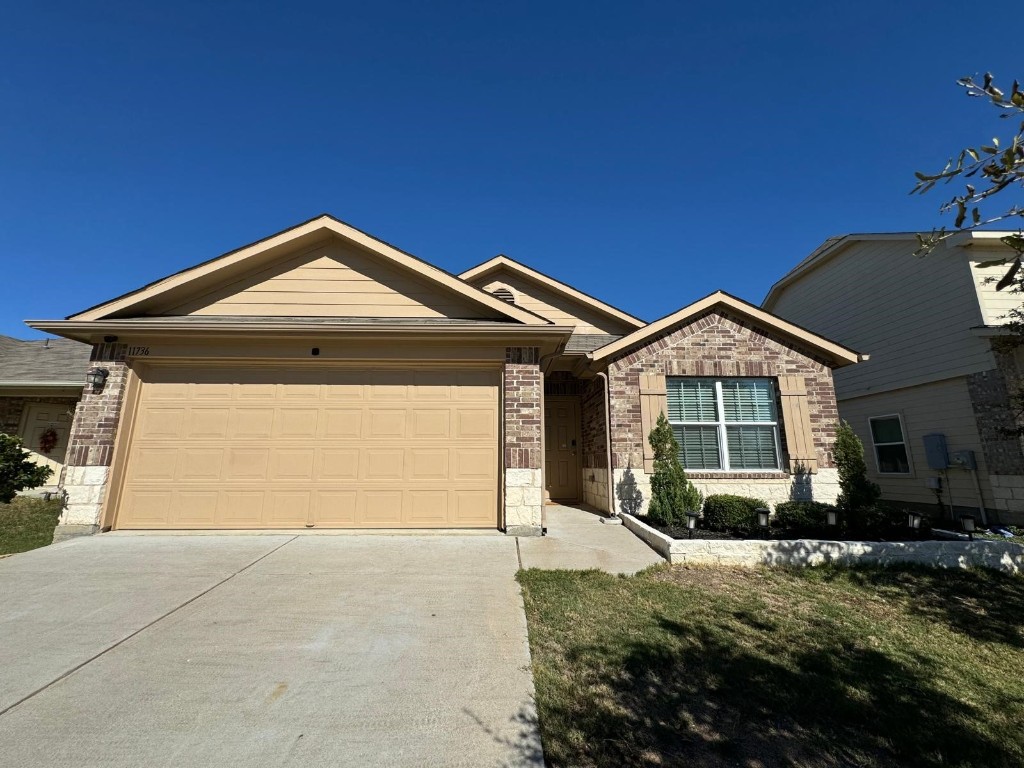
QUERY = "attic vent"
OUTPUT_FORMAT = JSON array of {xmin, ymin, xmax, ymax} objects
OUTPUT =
[{"xmin": 491, "ymin": 287, "xmax": 516, "ymax": 305}]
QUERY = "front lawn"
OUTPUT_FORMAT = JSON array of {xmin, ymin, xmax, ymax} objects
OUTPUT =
[
  {"xmin": 519, "ymin": 565, "xmax": 1024, "ymax": 767},
  {"xmin": 0, "ymin": 496, "xmax": 63, "ymax": 555}
]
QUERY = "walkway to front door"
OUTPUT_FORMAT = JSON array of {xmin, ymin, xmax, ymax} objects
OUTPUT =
[{"xmin": 518, "ymin": 505, "xmax": 664, "ymax": 575}]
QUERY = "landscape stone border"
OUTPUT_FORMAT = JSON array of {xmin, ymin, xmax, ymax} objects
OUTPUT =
[{"xmin": 621, "ymin": 514, "xmax": 1024, "ymax": 574}]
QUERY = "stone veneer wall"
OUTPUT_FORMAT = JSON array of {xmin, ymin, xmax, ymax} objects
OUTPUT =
[
  {"xmin": 967, "ymin": 349, "xmax": 1024, "ymax": 523},
  {"xmin": 504, "ymin": 347, "xmax": 543, "ymax": 535},
  {"xmin": 580, "ymin": 376, "xmax": 610, "ymax": 512},
  {"xmin": 607, "ymin": 310, "xmax": 842, "ymax": 515},
  {"xmin": 622, "ymin": 513, "xmax": 1024, "ymax": 573},
  {"xmin": 60, "ymin": 343, "xmax": 129, "ymax": 532}
]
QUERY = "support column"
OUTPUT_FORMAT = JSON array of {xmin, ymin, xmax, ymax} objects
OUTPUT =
[
  {"xmin": 57, "ymin": 342, "xmax": 129, "ymax": 540},
  {"xmin": 503, "ymin": 347, "xmax": 542, "ymax": 536}
]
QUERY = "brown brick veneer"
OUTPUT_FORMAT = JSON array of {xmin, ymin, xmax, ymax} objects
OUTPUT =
[
  {"xmin": 504, "ymin": 347, "xmax": 542, "ymax": 470},
  {"xmin": 606, "ymin": 310, "xmax": 840, "ymax": 472},
  {"xmin": 64, "ymin": 343, "xmax": 129, "ymax": 470}
]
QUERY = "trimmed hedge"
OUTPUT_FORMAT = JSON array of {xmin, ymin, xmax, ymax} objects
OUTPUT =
[
  {"xmin": 702, "ymin": 494, "xmax": 769, "ymax": 536},
  {"xmin": 773, "ymin": 501, "xmax": 836, "ymax": 533}
]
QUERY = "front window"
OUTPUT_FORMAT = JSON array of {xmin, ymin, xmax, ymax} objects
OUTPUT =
[
  {"xmin": 869, "ymin": 415, "xmax": 910, "ymax": 474},
  {"xmin": 666, "ymin": 378, "xmax": 781, "ymax": 470}
]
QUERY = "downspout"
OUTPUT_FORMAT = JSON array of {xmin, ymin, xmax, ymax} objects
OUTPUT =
[{"xmin": 596, "ymin": 370, "xmax": 616, "ymax": 517}]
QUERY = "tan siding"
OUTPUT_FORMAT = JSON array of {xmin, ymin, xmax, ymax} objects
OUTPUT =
[
  {"xmin": 167, "ymin": 242, "xmax": 497, "ymax": 319},
  {"xmin": 466, "ymin": 273, "xmax": 635, "ymax": 334},
  {"xmin": 839, "ymin": 378, "xmax": 992, "ymax": 510},
  {"xmin": 970, "ymin": 245, "xmax": 1019, "ymax": 325},
  {"xmin": 769, "ymin": 239, "xmax": 993, "ymax": 398}
]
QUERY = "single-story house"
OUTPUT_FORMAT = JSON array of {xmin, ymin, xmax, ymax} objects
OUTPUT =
[
  {"xmin": 0, "ymin": 335, "xmax": 91, "ymax": 488},
  {"xmin": 29, "ymin": 215, "xmax": 860, "ymax": 537}
]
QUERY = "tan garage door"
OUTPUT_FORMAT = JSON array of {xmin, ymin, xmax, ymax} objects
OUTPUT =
[{"xmin": 114, "ymin": 366, "xmax": 499, "ymax": 529}]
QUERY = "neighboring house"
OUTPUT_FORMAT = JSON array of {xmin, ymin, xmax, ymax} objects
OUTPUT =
[
  {"xmin": 29, "ymin": 214, "xmax": 857, "ymax": 537},
  {"xmin": 764, "ymin": 231, "xmax": 1024, "ymax": 525},
  {"xmin": 0, "ymin": 335, "xmax": 91, "ymax": 486}
]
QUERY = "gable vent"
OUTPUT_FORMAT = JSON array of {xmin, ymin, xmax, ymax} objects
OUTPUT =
[{"xmin": 490, "ymin": 287, "xmax": 516, "ymax": 305}]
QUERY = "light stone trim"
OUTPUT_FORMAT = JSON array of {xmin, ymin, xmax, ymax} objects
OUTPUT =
[
  {"xmin": 60, "ymin": 466, "xmax": 110, "ymax": 527},
  {"xmin": 612, "ymin": 467, "xmax": 840, "ymax": 517},
  {"xmin": 621, "ymin": 513, "xmax": 1024, "ymax": 574},
  {"xmin": 505, "ymin": 468, "xmax": 542, "ymax": 536},
  {"xmin": 582, "ymin": 468, "xmax": 610, "ymax": 513}
]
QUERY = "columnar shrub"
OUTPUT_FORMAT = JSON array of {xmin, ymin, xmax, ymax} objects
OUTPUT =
[{"xmin": 646, "ymin": 413, "xmax": 703, "ymax": 526}]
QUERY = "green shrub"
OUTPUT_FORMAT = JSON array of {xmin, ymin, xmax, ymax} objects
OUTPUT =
[
  {"xmin": 835, "ymin": 420, "xmax": 881, "ymax": 514},
  {"xmin": 850, "ymin": 503, "xmax": 908, "ymax": 538},
  {"xmin": 0, "ymin": 433, "xmax": 52, "ymax": 504},
  {"xmin": 702, "ymin": 494, "xmax": 768, "ymax": 536},
  {"xmin": 646, "ymin": 413, "xmax": 703, "ymax": 526},
  {"xmin": 773, "ymin": 501, "xmax": 837, "ymax": 532}
]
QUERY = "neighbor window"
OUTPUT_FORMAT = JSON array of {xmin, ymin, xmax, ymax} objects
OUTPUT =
[
  {"xmin": 666, "ymin": 378, "xmax": 781, "ymax": 470},
  {"xmin": 869, "ymin": 415, "xmax": 910, "ymax": 474}
]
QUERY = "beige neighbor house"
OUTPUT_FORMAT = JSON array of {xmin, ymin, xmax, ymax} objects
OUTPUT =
[
  {"xmin": 0, "ymin": 335, "xmax": 91, "ymax": 488},
  {"xmin": 764, "ymin": 231, "xmax": 1024, "ymax": 526},
  {"xmin": 28, "ymin": 214, "xmax": 858, "ymax": 539}
]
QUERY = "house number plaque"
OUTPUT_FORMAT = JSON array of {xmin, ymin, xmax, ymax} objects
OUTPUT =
[{"xmin": 126, "ymin": 346, "xmax": 150, "ymax": 356}]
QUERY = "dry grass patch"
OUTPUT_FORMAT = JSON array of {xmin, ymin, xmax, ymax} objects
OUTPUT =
[{"xmin": 518, "ymin": 564, "xmax": 1024, "ymax": 768}]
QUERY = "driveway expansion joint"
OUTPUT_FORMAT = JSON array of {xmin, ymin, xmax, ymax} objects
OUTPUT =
[{"xmin": 0, "ymin": 535, "xmax": 297, "ymax": 719}]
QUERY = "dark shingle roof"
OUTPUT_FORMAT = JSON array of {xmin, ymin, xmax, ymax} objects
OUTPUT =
[
  {"xmin": 564, "ymin": 334, "xmax": 622, "ymax": 354},
  {"xmin": 0, "ymin": 336, "xmax": 91, "ymax": 384}
]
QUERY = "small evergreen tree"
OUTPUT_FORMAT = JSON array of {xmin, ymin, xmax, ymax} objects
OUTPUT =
[
  {"xmin": 834, "ymin": 420, "xmax": 881, "ymax": 513},
  {"xmin": 647, "ymin": 413, "xmax": 703, "ymax": 525},
  {"xmin": 0, "ymin": 433, "xmax": 52, "ymax": 504}
]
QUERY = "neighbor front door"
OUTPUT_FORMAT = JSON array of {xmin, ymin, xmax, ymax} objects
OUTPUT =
[{"xmin": 19, "ymin": 402, "xmax": 73, "ymax": 480}]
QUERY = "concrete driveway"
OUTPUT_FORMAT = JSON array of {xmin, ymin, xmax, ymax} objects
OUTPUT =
[{"xmin": 0, "ymin": 534, "xmax": 542, "ymax": 767}]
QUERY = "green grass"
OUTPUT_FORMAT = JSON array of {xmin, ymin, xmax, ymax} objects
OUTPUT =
[
  {"xmin": 0, "ymin": 496, "xmax": 63, "ymax": 555},
  {"xmin": 519, "ymin": 564, "xmax": 1024, "ymax": 768}
]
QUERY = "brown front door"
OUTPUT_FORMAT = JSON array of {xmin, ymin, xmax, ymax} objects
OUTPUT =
[{"xmin": 544, "ymin": 396, "xmax": 580, "ymax": 503}]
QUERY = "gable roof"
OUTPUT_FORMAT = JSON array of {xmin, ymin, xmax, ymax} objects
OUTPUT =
[
  {"xmin": 587, "ymin": 291, "xmax": 862, "ymax": 367},
  {"xmin": 69, "ymin": 215, "xmax": 549, "ymax": 326},
  {"xmin": 762, "ymin": 230, "xmax": 1021, "ymax": 310},
  {"xmin": 459, "ymin": 254, "xmax": 646, "ymax": 329},
  {"xmin": 0, "ymin": 335, "xmax": 91, "ymax": 386}
]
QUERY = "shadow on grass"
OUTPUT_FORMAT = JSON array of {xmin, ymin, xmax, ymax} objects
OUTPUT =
[
  {"xmin": 813, "ymin": 565, "xmax": 1024, "ymax": 649},
  {"xmin": 525, "ymin": 567, "xmax": 1024, "ymax": 768}
]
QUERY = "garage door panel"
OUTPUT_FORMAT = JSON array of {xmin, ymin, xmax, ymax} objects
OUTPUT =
[
  {"xmin": 126, "ymin": 448, "xmax": 179, "ymax": 481},
  {"xmin": 136, "ymin": 408, "xmax": 186, "ymax": 439},
  {"xmin": 186, "ymin": 408, "xmax": 230, "ymax": 439},
  {"xmin": 179, "ymin": 449, "xmax": 224, "ymax": 481},
  {"xmin": 116, "ymin": 367, "xmax": 498, "ymax": 530},
  {"xmin": 363, "ymin": 491, "xmax": 404, "ymax": 525},
  {"xmin": 271, "ymin": 449, "xmax": 316, "ymax": 481},
  {"xmin": 222, "ymin": 491, "xmax": 266, "ymax": 525},
  {"xmin": 314, "ymin": 490, "xmax": 357, "ymax": 525},
  {"xmin": 319, "ymin": 449, "xmax": 360, "ymax": 480}
]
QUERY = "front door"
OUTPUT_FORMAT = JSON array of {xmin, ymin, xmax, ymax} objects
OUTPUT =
[
  {"xmin": 19, "ymin": 402, "xmax": 74, "ymax": 480},
  {"xmin": 544, "ymin": 396, "xmax": 580, "ymax": 503}
]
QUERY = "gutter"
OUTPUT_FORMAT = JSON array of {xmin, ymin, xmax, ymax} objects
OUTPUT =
[
  {"xmin": 595, "ymin": 370, "xmax": 616, "ymax": 517},
  {"xmin": 0, "ymin": 381, "xmax": 84, "ymax": 388}
]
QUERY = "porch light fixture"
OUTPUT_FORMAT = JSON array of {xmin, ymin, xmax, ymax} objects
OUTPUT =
[
  {"xmin": 685, "ymin": 510, "xmax": 699, "ymax": 539},
  {"xmin": 907, "ymin": 511, "xmax": 923, "ymax": 530},
  {"xmin": 756, "ymin": 507, "xmax": 770, "ymax": 536},
  {"xmin": 826, "ymin": 509, "xmax": 838, "ymax": 527},
  {"xmin": 960, "ymin": 515, "xmax": 977, "ymax": 541},
  {"xmin": 85, "ymin": 367, "xmax": 109, "ymax": 392}
]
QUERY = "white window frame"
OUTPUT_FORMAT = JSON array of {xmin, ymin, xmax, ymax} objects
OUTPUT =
[
  {"xmin": 669, "ymin": 378, "xmax": 784, "ymax": 472},
  {"xmin": 868, "ymin": 413, "xmax": 912, "ymax": 475}
]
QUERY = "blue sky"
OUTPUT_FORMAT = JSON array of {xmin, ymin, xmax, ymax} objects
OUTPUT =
[{"xmin": 1, "ymin": 1, "xmax": 1019, "ymax": 338}]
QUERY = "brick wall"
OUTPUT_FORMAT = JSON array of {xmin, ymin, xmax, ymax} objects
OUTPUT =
[
  {"xmin": 605, "ymin": 310, "xmax": 842, "ymax": 511},
  {"xmin": 607, "ymin": 310, "xmax": 839, "ymax": 470},
  {"xmin": 61, "ymin": 343, "xmax": 130, "ymax": 529},
  {"xmin": 503, "ymin": 347, "xmax": 543, "ymax": 534}
]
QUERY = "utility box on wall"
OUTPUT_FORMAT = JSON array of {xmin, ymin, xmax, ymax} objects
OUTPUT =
[
  {"xmin": 950, "ymin": 450, "xmax": 977, "ymax": 470},
  {"xmin": 923, "ymin": 433, "xmax": 949, "ymax": 470}
]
